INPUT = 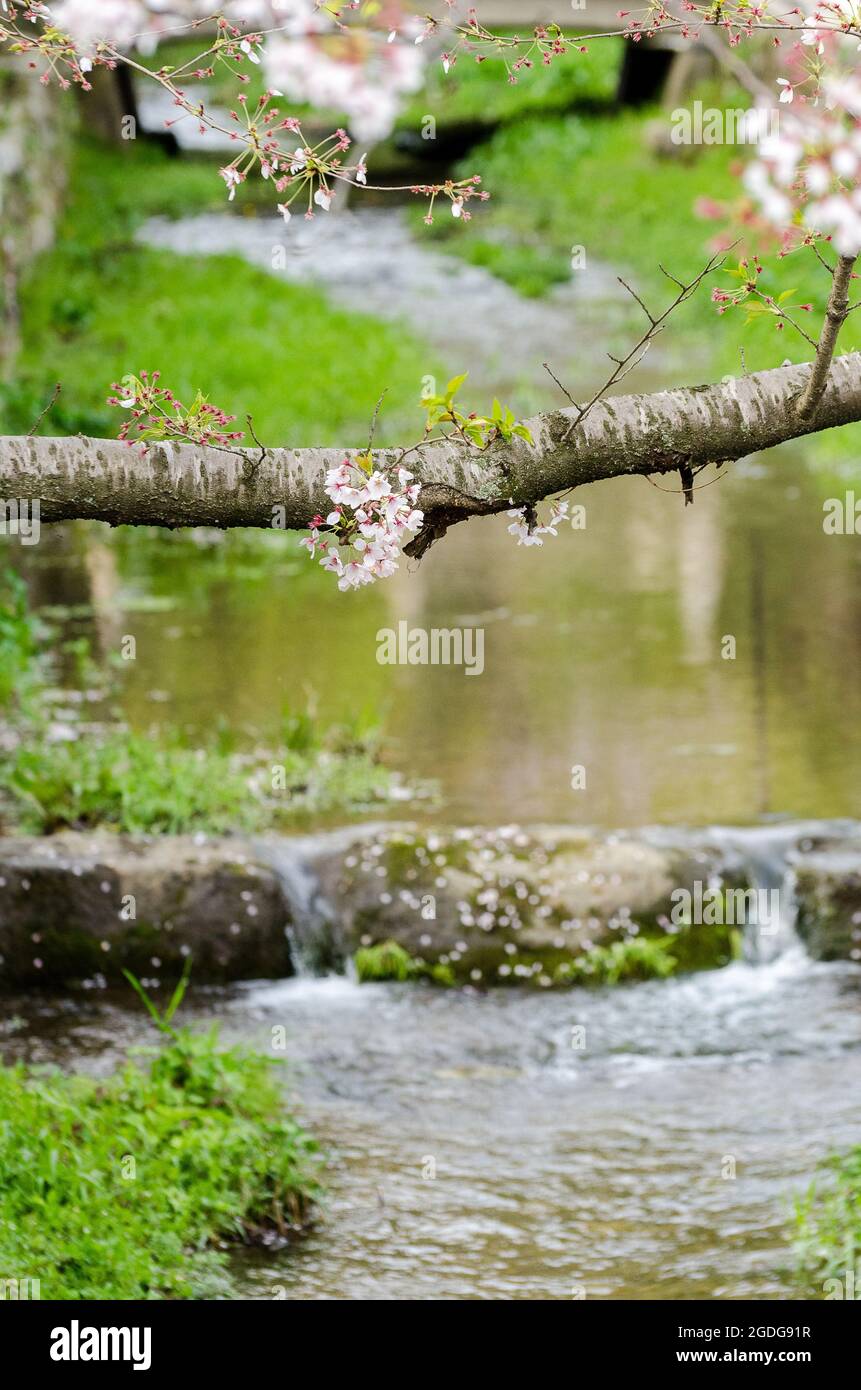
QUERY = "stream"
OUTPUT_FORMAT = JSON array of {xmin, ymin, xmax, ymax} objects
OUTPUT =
[
  {"xmin": 2, "ymin": 841, "xmax": 860, "ymax": 1300},
  {"xmin": 6, "ymin": 186, "xmax": 861, "ymax": 1300}
]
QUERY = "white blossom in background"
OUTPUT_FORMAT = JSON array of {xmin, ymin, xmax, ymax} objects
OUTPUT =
[
  {"xmin": 744, "ymin": 67, "xmax": 861, "ymax": 256},
  {"xmin": 49, "ymin": 0, "xmax": 183, "ymax": 55},
  {"xmin": 46, "ymin": 0, "xmax": 426, "ymax": 144},
  {"xmin": 194, "ymin": 0, "xmax": 426, "ymax": 143},
  {"xmin": 263, "ymin": 24, "xmax": 424, "ymax": 144},
  {"xmin": 220, "ymin": 0, "xmax": 327, "ymax": 33}
]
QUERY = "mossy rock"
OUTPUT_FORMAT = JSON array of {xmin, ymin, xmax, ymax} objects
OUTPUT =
[
  {"xmin": 312, "ymin": 824, "xmax": 746, "ymax": 987},
  {"xmin": 793, "ymin": 849, "xmax": 861, "ymax": 961},
  {"xmin": 0, "ymin": 832, "xmax": 291, "ymax": 986}
]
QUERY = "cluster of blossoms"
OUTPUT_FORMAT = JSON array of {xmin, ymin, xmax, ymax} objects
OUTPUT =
[
  {"xmin": 506, "ymin": 500, "xmax": 570, "ymax": 546},
  {"xmin": 710, "ymin": 254, "xmax": 814, "ymax": 329},
  {"xmin": 218, "ymin": 112, "xmax": 481, "ymax": 222},
  {"xmin": 414, "ymin": 175, "xmax": 488, "ymax": 225},
  {"xmin": 107, "ymin": 371, "xmax": 244, "ymax": 450},
  {"xmin": 744, "ymin": 60, "xmax": 861, "ymax": 256},
  {"xmin": 218, "ymin": 111, "xmax": 353, "ymax": 220},
  {"xmin": 302, "ymin": 458, "xmax": 424, "ymax": 591},
  {"xmin": 3, "ymin": 1, "xmax": 480, "ymax": 219},
  {"xmin": 799, "ymin": 0, "xmax": 861, "ymax": 52}
]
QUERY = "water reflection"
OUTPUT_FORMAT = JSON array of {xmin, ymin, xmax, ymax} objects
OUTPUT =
[{"xmin": 11, "ymin": 440, "xmax": 861, "ymax": 827}]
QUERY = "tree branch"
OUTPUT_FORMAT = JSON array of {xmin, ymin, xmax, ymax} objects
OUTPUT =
[
  {"xmin": 1, "ymin": 354, "xmax": 860, "ymax": 544},
  {"xmin": 795, "ymin": 254, "xmax": 857, "ymax": 420}
]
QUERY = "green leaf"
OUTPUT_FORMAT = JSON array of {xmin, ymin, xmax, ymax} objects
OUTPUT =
[
  {"xmin": 164, "ymin": 956, "xmax": 194, "ymax": 1025},
  {"xmin": 122, "ymin": 969, "xmax": 167, "ymax": 1033}
]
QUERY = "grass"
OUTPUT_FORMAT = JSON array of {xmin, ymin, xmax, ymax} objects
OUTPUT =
[
  {"xmin": 794, "ymin": 1146, "xmax": 861, "ymax": 1296},
  {"xmin": 396, "ymin": 38, "xmax": 621, "ymax": 133},
  {"xmin": 0, "ymin": 573, "xmax": 393, "ymax": 833},
  {"xmin": 0, "ymin": 569, "xmax": 43, "ymax": 711},
  {"xmin": 554, "ymin": 935, "xmax": 678, "ymax": 986},
  {"xmin": 2, "ymin": 732, "xmax": 266, "ymax": 835},
  {"xmin": 1, "ymin": 134, "xmax": 433, "ymax": 446},
  {"xmin": 419, "ymin": 92, "xmax": 861, "ymax": 376},
  {"xmin": 354, "ymin": 939, "xmax": 454, "ymax": 986},
  {"xmin": 0, "ymin": 972, "xmax": 320, "ymax": 1299},
  {"xmin": 0, "ymin": 719, "xmax": 392, "ymax": 835}
]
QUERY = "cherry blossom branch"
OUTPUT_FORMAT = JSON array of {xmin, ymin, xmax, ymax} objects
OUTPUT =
[{"xmin": 3, "ymin": 353, "xmax": 861, "ymax": 541}]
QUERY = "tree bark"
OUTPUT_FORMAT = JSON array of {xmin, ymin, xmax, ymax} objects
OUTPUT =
[
  {"xmin": 795, "ymin": 255, "xmax": 856, "ymax": 421},
  {"xmin": 2, "ymin": 352, "xmax": 860, "ymax": 538}
]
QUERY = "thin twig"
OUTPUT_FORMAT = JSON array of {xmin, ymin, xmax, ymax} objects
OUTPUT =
[
  {"xmin": 645, "ymin": 462, "xmax": 734, "ymax": 496},
  {"xmin": 241, "ymin": 413, "xmax": 268, "ymax": 481},
  {"xmin": 27, "ymin": 383, "xmax": 61, "ymax": 437},
  {"xmin": 810, "ymin": 243, "xmax": 836, "ymax": 277},
  {"xmin": 562, "ymin": 246, "xmax": 734, "ymax": 443},
  {"xmin": 366, "ymin": 389, "xmax": 388, "ymax": 455},
  {"xmin": 542, "ymin": 363, "xmax": 580, "ymax": 410},
  {"xmin": 618, "ymin": 277, "xmax": 657, "ymax": 326}
]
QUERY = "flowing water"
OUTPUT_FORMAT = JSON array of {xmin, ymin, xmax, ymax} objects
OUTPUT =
[
  {"xmin": 2, "ymin": 846, "xmax": 860, "ymax": 1300},
  {"xmin": 6, "ymin": 202, "xmax": 861, "ymax": 1299}
]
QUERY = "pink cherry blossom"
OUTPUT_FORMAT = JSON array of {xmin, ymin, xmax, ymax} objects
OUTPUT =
[{"xmin": 304, "ymin": 455, "xmax": 424, "ymax": 589}]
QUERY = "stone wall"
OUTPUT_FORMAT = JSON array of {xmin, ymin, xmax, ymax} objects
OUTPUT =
[{"xmin": 0, "ymin": 62, "xmax": 70, "ymax": 376}]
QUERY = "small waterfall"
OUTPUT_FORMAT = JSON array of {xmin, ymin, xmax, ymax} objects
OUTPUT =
[
  {"xmin": 252, "ymin": 833, "xmax": 338, "ymax": 976},
  {"xmin": 252, "ymin": 825, "xmax": 388, "ymax": 976},
  {"xmin": 702, "ymin": 822, "xmax": 845, "ymax": 965},
  {"xmin": 641, "ymin": 819, "xmax": 861, "ymax": 968}
]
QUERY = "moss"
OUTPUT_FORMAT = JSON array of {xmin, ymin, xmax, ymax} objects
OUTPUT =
[
  {"xmin": 4, "ymin": 918, "xmax": 175, "ymax": 988},
  {"xmin": 118, "ymin": 918, "xmax": 167, "ymax": 958},
  {"xmin": 378, "ymin": 832, "xmax": 474, "ymax": 882},
  {"xmin": 553, "ymin": 935, "xmax": 678, "ymax": 986},
  {"xmin": 794, "ymin": 867, "xmax": 861, "ymax": 961},
  {"xmin": 354, "ymin": 939, "xmax": 453, "ymax": 986},
  {"xmin": 663, "ymin": 920, "xmax": 742, "ymax": 973}
]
